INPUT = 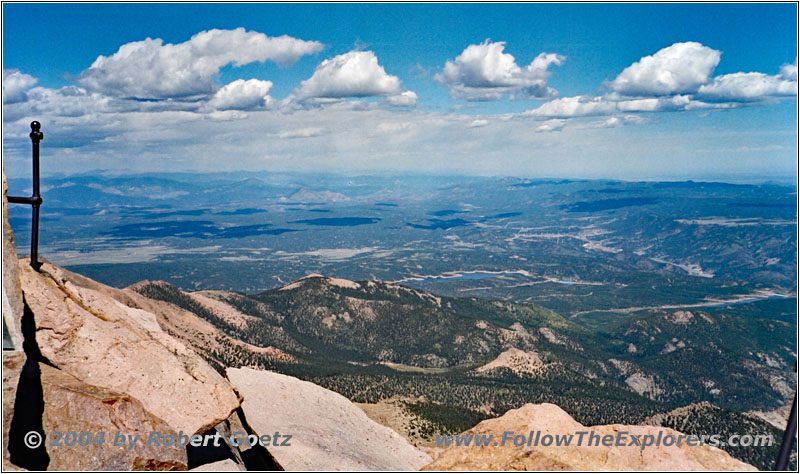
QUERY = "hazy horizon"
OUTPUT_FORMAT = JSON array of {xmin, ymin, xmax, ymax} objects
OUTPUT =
[{"xmin": 6, "ymin": 167, "xmax": 798, "ymax": 187}]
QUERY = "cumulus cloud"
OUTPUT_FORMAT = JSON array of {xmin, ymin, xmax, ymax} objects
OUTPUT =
[
  {"xmin": 435, "ymin": 40, "xmax": 565, "ymax": 101},
  {"xmin": 527, "ymin": 42, "xmax": 796, "ymax": 119},
  {"xmin": 293, "ymin": 51, "xmax": 410, "ymax": 102},
  {"xmin": 18, "ymin": 86, "xmax": 114, "ymax": 117},
  {"xmin": 2, "ymin": 82, "xmax": 215, "ymax": 125},
  {"xmin": 599, "ymin": 117, "xmax": 623, "ymax": 128},
  {"xmin": 277, "ymin": 127, "xmax": 325, "ymax": 139},
  {"xmin": 469, "ymin": 119, "xmax": 489, "ymax": 128},
  {"xmin": 386, "ymin": 90, "xmax": 417, "ymax": 107},
  {"xmin": 591, "ymin": 115, "xmax": 650, "ymax": 129},
  {"xmin": 608, "ymin": 42, "xmax": 721, "ymax": 96},
  {"xmin": 535, "ymin": 119, "xmax": 566, "ymax": 132},
  {"xmin": 780, "ymin": 58, "xmax": 797, "ymax": 81},
  {"xmin": 697, "ymin": 71, "xmax": 797, "ymax": 101},
  {"xmin": 526, "ymin": 94, "xmax": 727, "ymax": 118},
  {"xmin": 528, "ymin": 95, "xmax": 615, "ymax": 117},
  {"xmin": 3, "ymin": 69, "xmax": 38, "ymax": 104},
  {"xmin": 78, "ymin": 28, "xmax": 323, "ymax": 99},
  {"xmin": 209, "ymin": 79, "xmax": 274, "ymax": 110}
]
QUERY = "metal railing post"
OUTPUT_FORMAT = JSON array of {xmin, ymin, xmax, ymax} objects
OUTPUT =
[{"xmin": 7, "ymin": 121, "xmax": 44, "ymax": 271}]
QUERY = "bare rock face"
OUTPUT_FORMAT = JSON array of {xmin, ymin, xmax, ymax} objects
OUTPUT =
[
  {"xmin": 476, "ymin": 348, "xmax": 544, "ymax": 376},
  {"xmin": 423, "ymin": 403, "xmax": 756, "ymax": 471},
  {"xmin": 227, "ymin": 367, "xmax": 432, "ymax": 471},
  {"xmin": 2, "ymin": 169, "xmax": 24, "ymax": 350},
  {"xmin": 2, "ymin": 352, "xmax": 25, "ymax": 471},
  {"xmin": 18, "ymin": 260, "xmax": 240, "ymax": 435},
  {"xmin": 746, "ymin": 402, "xmax": 793, "ymax": 430},
  {"xmin": 39, "ymin": 362, "xmax": 187, "ymax": 470}
]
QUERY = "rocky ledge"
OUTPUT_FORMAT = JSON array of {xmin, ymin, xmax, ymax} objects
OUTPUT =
[{"xmin": 422, "ymin": 403, "xmax": 756, "ymax": 471}]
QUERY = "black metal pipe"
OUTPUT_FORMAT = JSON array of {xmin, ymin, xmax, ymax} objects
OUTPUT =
[
  {"xmin": 29, "ymin": 122, "xmax": 43, "ymax": 272},
  {"xmin": 6, "ymin": 121, "xmax": 44, "ymax": 271},
  {"xmin": 7, "ymin": 196, "xmax": 40, "ymax": 205},
  {"xmin": 774, "ymin": 393, "xmax": 798, "ymax": 470}
]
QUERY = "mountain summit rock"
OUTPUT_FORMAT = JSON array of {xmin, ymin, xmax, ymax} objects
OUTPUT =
[
  {"xmin": 423, "ymin": 403, "xmax": 756, "ymax": 471},
  {"xmin": 227, "ymin": 367, "xmax": 432, "ymax": 470},
  {"xmin": 19, "ymin": 261, "xmax": 241, "ymax": 436}
]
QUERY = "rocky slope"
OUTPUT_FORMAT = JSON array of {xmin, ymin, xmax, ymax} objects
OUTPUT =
[
  {"xmin": 3, "ymin": 256, "xmax": 241, "ymax": 470},
  {"xmin": 2, "ymin": 169, "xmax": 23, "ymax": 350},
  {"xmin": 607, "ymin": 308, "xmax": 795, "ymax": 410},
  {"xmin": 18, "ymin": 261, "xmax": 241, "ymax": 436},
  {"xmin": 644, "ymin": 402, "xmax": 792, "ymax": 471},
  {"xmin": 356, "ymin": 396, "xmax": 446, "ymax": 457},
  {"xmin": 227, "ymin": 367, "xmax": 431, "ymax": 470},
  {"xmin": 3, "ymin": 258, "xmax": 432, "ymax": 471},
  {"xmin": 130, "ymin": 275, "xmax": 794, "ymax": 417},
  {"xmin": 132, "ymin": 274, "xmax": 597, "ymax": 371},
  {"xmin": 476, "ymin": 347, "xmax": 545, "ymax": 376},
  {"xmin": 128, "ymin": 274, "xmax": 790, "ymax": 469},
  {"xmin": 423, "ymin": 403, "xmax": 757, "ymax": 471}
]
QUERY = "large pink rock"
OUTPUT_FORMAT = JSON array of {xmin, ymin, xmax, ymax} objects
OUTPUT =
[
  {"xmin": 39, "ymin": 362, "xmax": 187, "ymax": 470},
  {"xmin": 227, "ymin": 367, "xmax": 432, "ymax": 471},
  {"xmin": 2, "ymin": 169, "xmax": 24, "ymax": 350},
  {"xmin": 19, "ymin": 260, "xmax": 240, "ymax": 435},
  {"xmin": 2, "ymin": 352, "xmax": 25, "ymax": 471},
  {"xmin": 423, "ymin": 403, "xmax": 756, "ymax": 471}
]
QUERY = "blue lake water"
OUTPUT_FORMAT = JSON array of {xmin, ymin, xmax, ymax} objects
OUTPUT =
[{"xmin": 706, "ymin": 294, "xmax": 790, "ymax": 308}]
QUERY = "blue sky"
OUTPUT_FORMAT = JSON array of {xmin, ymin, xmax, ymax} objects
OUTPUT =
[{"xmin": 2, "ymin": 3, "xmax": 797, "ymax": 180}]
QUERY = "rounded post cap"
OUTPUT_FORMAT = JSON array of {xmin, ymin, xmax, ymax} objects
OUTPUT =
[{"xmin": 29, "ymin": 121, "xmax": 43, "ymax": 141}]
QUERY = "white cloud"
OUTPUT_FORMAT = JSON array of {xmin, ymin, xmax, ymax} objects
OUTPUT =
[
  {"xmin": 535, "ymin": 119, "xmax": 566, "ymax": 132},
  {"xmin": 698, "ymin": 72, "xmax": 797, "ymax": 101},
  {"xmin": 526, "ymin": 94, "xmax": 719, "ymax": 118},
  {"xmin": 208, "ymin": 110, "xmax": 249, "ymax": 121},
  {"xmin": 78, "ymin": 28, "xmax": 323, "ymax": 99},
  {"xmin": 780, "ymin": 58, "xmax": 797, "ymax": 81},
  {"xmin": 20, "ymin": 86, "xmax": 114, "ymax": 117},
  {"xmin": 435, "ymin": 40, "xmax": 564, "ymax": 101},
  {"xmin": 4, "ymin": 36, "xmax": 795, "ymax": 179},
  {"xmin": 386, "ymin": 90, "xmax": 417, "ymax": 107},
  {"xmin": 2, "ymin": 94, "xmax": 795, "ymax": 181},
  {"xmin": 590, "ymin": 114, "xmax": 650, "ymax": 129},
  {"xmin": 293, "ymin": 51, "xmax": 408, "ymax": 101},
  {"xmin": 277, "ymin": 127, "xmax": 325, "ymax": 139},
  {"xmin": 620, "ymin": 114, "xmax": 650, "ymax": 125},
  {"xmin": 209, "ymin": 79, "xmax": 274, "ymax": 110},
  {"xmin": 376, "ymin": 121, "xmax": 413, "ymax": 133},
  {"xmin": 529, "ymin": 43, "xmax": 795, "ymax": 119},
  {"xmin": 609, "ymin": 42, "xmax": 721, "ymax": 96},
  {"xmin": 4, "ymin": 83, "xmax": 211, "ymax": 123},
  {"xmin": 469, "ymin": 119, "xmax": 489, "ymax": 128},
  {"xmin": 3, "ymin": 69, "xmax": 38, "ymax": 104},
  {"xmin": 527, "ymin": 43, "xmax": 794, "ymax": 120},
  {"xmin": 529, "ymin": 95, "xmax": 616, "ymax": 117}
]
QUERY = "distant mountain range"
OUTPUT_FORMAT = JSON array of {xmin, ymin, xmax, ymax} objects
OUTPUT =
[{"xmin": 131, "ymin": 273, "xmax": 793, "ymax": 470}]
